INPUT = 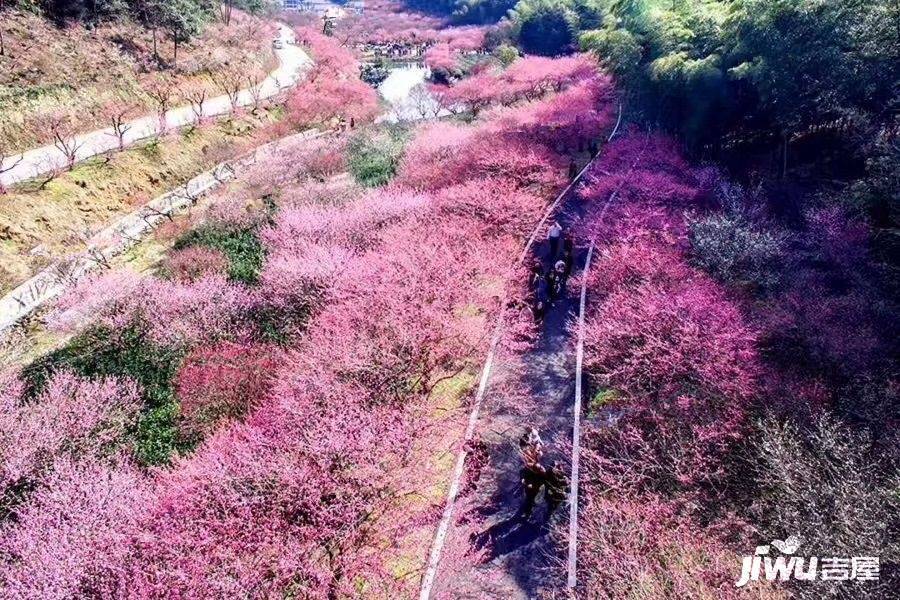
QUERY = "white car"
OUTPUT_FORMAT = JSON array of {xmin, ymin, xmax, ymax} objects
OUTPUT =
[{"xmin": 273, "ymin": 39, "xmax": 283, "ymax": 50}]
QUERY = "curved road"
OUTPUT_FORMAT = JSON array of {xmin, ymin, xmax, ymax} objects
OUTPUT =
[{"xmin": 0, "ymin": 24, "xmax": 311, "ymax": 188}]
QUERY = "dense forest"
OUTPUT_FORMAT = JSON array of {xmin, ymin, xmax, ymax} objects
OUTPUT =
[{"xmin": 418, "ymin": 0, "xmax": 899, "ymax": 253}]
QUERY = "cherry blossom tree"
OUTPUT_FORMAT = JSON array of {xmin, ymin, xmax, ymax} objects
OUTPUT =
[
  {"xmin": 438, "ymin": 26, "xmax": 488, "ymax": 52},
  {"xmin": 246, "ymin": 73, "xmax": 265, "ymax": 112},
  {"xmin": 0, "ymin": 458, "xmax": 148, "ymax": 598},
  {"xmin": 286, "ymin": 78, "xmax": 379, "ymax": 128},
  {"xmin": 573, "ymin": 493, "xmax": 757, "ymax": 599},
  {"xmin": 104, "ymin": 101, "xmax": 137, "ymax": 151},
  {"xmin": 424, "ymin": 42, "xmax": 460, "ymax": 74},
  {"xmin": 49, "ymin": 271, "xmax": 255, "ymax": 348},
  {"xmin": 45, "ymin": 112, "xmax": 84, "ymax": 171},
  {"xmin": 294, "ymin": 26, "xmax": 359, "ymax": 82},
  {"xmin": 176, "ymin": 341, "xmax": 277, "ymax": 440},
  {"xmin": 0, "ymin": 370, "xmax": 140, "ymax": 508}
]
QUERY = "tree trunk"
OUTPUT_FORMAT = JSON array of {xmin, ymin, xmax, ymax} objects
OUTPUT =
[
  {"xmin": 152, "ymin": 28, "xmax": 158, "ymax": 63},
  {"xmin": 173, "ymin": 36, "xmax": 178, "ymax": 67}
]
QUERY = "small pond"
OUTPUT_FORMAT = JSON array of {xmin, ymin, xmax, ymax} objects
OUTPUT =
[{"xmin": 377, "ymin": 65, "xmax": 439, "ymax": 123}]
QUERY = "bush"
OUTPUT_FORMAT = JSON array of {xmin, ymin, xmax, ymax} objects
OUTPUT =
[
  {"xmin": 493, "ymin": 43, "xmax": 520, "ymax": 66},
  {"xmin": 174, "ymin": 224, "xmax": 265, "ymax": 284},
  {"xmin": 687, "ymin": 212, "xmax": 786, "ymax": 291},
  {"xmin": 175, "ymin": 342, "xmax": 276, "ymax": 441},
  {"xmin": 20, "ymin": 326, "xmax": 186, "ymax": 466},
  {"xmin": 749, "ymin": 414, "xmax": 900, "ymax": 599},
  {"xmin": 346, "ymin": 127, "xmax": 408, "ymax": 188},
  {"xmin": 134, "ymin": 401, "xmax": 181, "ymax": 466}
]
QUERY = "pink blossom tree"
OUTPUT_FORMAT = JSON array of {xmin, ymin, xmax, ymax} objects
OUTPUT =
[
  {"xmin": 176, "ymin": 342, "xmax": 277, "ymax": 440},
  {"xmin": 104, "ymin": 101, "xmax": 137, "ymax": 151},
  {"xmin": 0, "ymin": 371, "xmax": 140, "ymax": 507},
  {"xmin": 286, "ymin": 77, "xmax": 379, "ymax": 128},
  {"xmin": 49, "ymin": 271, "xmax": 255, "ymax": 348},
  {"xmin": 0, "ymin": 458, "xmax": 148, "ymax": 598},
  {"xmin": 424, "ymin": 42, "xmax": 460, "ymax": 76}
]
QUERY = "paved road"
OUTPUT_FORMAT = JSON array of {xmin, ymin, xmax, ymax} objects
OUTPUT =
[{"xmin": 0, "ymin": 24, "xmax": 311, "ymax": 188}]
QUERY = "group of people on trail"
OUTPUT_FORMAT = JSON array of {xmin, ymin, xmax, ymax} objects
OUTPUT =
[
  {"xmin": 517, "ymin": 426, "xmax": 569, "ymax": 521},
  {"xmin": 529, "ymin": 220, "xmax": 573, "ymax": 321}
]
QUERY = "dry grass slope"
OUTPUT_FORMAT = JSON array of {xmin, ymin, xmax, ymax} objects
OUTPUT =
[
  {"xmin": 0, "ymin": 8, "xmax": 277, "ymax": 150},
  {"xmin": 0, "ymin": 109, "xmax": 285, "ymax": 294}
]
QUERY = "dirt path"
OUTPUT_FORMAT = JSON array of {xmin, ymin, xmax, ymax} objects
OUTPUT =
[{"xmin": 429, "ymin": 225, "xmax": 585, "ymax": 598}]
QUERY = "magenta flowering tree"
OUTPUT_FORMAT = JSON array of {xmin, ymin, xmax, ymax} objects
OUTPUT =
[
  {"xmin": 287, "ymin": 27, "xmax": 378, "ymax": 129},
  {"xmin": 175, "ymin": 342, "xmax": 278, "ymax": 440},
  {"xmin": 0, "ymin": 458, "xmax": 149, "ymax": 598},
  {"xmin": 395, "ymin": 124, "xmax": 566, "ymax": 193},
  {"xmin": 287, "ymin": 77, "xmax": 379, "ymax": 128},
  {"xmin": 500, "ymin": 54, "xmax": 597, "ymax": 98},
  {"xmin": 424, "ymin": 42, "xmax": 460, "ymax": 73},
  {"xmin": 438, "ymin": 26, "xmax": 488, "ymax": 52},
  {"xmin": 0, "ymin": 371, "xmax": 140, "ymax": 508},
  {"xmin": 294, "ymin": 26, "xmax": 359, "ymax": 81},
  {"xmin": 121, "ymin": 370, "xmax": 415, "ymax": 598},
  {"xmin": 50, "ymin": 272, "xmax": 256, "ymax": 348},
  {"xmin": 577, "ymin": 235, "xmax": 759, "ymax": 495}
]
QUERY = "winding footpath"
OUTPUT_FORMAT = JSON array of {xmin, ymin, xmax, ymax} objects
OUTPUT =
[{"xmin": 0, "ymin": 24, "xmax": 311, "ymax": 189}]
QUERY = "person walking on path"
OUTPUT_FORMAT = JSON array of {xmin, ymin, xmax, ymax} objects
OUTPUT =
[
  {"xmin": 533, "ymin": 272, "xmax": 550, "ymax": 321},
  {"xmin": 550, "ymin": 259, "xmax": 568, "ymax": 300},
  {"xmin": 544, "ymin": 461, "xmax": 569, "ymax": 520},
  {"xmin": 519, "ymin": 426, "xmax": 544, "ymax": 468},
  {"xmin": 547, "ymin": 221, "xmax": 563, "ymax": 259},
  {"xmin": 518, "ymin": 427, "xmax": 546, "ymax": 520},
  {"xmin": 529, "ymin": 264, "xmax": 544, "ymax": 291},
  {"xmin": 519, "ymin": 462, "xmax": 546, "ymax": 520}
]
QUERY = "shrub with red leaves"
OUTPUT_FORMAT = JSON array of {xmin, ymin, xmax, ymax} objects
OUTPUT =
[
  {"xmin": 162, "ymin": 246, "xmax": 230, "ymax": 282},
  {"xmin": 176, "ymin": 342, "xmax": 278, "ymax": 440}
]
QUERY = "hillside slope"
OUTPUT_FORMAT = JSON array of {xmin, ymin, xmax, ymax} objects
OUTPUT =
[{"xmin": 0, "ymin": 8, "xmax": 277, "ymax": 151}]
